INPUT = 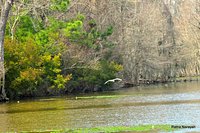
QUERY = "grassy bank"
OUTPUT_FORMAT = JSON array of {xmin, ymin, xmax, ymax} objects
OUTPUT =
[{"xmin": 24, "ymin": 125, "xmax": 175, "ymax": 133}]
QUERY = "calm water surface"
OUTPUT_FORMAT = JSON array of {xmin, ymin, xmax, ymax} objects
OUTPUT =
[{"xmin": 0, "ymin": 82, "xmax": 200, "ymax": 132}]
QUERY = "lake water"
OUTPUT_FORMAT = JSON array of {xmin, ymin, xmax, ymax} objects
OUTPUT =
[{"xmin": 0, "ymin": 82, "xmax": 200, "ymax": 132}]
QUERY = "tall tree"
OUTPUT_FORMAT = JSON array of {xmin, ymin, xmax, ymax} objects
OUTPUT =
[{"xmin": 0, "ymin": 0, "xmax": 14, "ymax": 101}]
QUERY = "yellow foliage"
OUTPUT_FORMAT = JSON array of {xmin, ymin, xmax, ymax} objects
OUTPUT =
[
  {"xmin": 111, "ymin": 61, "xmax": 123, "ymax": 71},
  {"xmin": 52, "ymin": 74, "xmax": 72, "ymax": 89},
  {"xmin": 65, "ymin": 74, "xmax": 72, "ymax": 82},
  {"xmin": 20, "ymin": 68, "xmax": 42, "ymax": 81},
  {"xmin": 42, "ymin": 55, "xmax": 51, "ymax": 62}
]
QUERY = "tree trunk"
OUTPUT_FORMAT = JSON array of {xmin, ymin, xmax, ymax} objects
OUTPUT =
[{"xmin": 0, "ymin": 0, "xmax": 14, "ymax": 101}]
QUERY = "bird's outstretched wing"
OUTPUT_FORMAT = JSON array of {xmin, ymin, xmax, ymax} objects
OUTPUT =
[
  {"xmin": 104, "ymin": 80, "xmax": 112, "ymax": 84},
  {"xmin": 104, "ymin": 78, "xmax": 122, "ymax": 84},
  {"xmin": 115, "ymin": 78, "xmax": 122, "ymax": 81}
]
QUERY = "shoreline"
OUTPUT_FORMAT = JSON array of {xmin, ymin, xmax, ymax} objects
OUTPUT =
[{"xmin": 1, "ymin": 76, "xmax": 200, "ymax": 102}]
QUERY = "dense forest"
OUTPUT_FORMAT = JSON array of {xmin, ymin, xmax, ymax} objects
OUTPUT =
[{"xmin": 0, "ymin": 0, "xmax": 200, "ymax": 100}]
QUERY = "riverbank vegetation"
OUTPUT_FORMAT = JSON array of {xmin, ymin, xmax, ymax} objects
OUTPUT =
[
  {"xmin": 1, "ymin": 0, "xmax": 200, "ymax": 100},
  {"xmin": 0, "ymin": 0, "xmax": 123, "ymax": 100}
]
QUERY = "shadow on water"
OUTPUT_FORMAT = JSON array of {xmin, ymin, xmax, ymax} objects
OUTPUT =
[{"xmin": 1, "ymin": 99, "xmax": 200, "ymax": 114}]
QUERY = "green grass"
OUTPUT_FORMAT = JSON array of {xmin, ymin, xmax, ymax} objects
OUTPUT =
[{"xmin": 23, "ymin": 125, "xmax": 175, "ymax": 133}]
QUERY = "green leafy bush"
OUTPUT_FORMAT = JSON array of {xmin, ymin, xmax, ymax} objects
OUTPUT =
[
  {"xmin": 5, "ymin": 12, "xmax": 121, "ymax": 98},
  {"xmin": 51, "ymin": 0, "xmax": 69, "ymax": 11},
  {"xmin": 4, "ymin": 38, "xmax": 71, "ymax": 98},
  {"xmin": 65, "ymin": 59, "xmax": 123, "ymax": 93}
]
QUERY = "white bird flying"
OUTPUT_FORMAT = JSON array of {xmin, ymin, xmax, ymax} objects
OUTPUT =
[{"xmin": 104, "ymin": 78, "xmax": 122, "ymax": 84}]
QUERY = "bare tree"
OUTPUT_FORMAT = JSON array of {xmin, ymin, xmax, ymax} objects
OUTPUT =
[
  {"xmin": 0, "ymin": 0, "xmax": 14, "ymax": 101},
  {"xmin": 68, "ymin": 0, "xmax": 200, "ymax": 84},
  {"xmin": 174, "ymin": 0, "xmax": 200, "ymax": 77}
]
